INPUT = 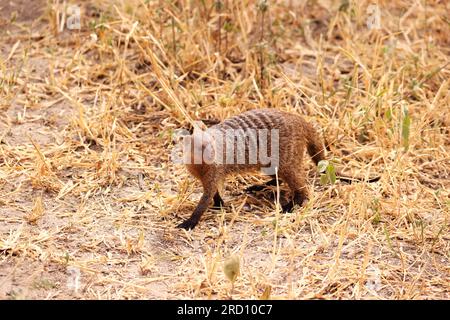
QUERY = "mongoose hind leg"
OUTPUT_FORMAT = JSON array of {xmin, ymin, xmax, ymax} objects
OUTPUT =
[
  {"xmin": 279, "ymin": 170, "xmax": 308, "ymax": 213},
  {"xmin": 281, "ymin": 190, "xmax": 307, "ymax": 212}
]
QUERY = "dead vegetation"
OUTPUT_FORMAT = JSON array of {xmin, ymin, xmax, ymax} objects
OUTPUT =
[{"xmin": 0, "ymin": 0, "xmax": 449, "ymax": 299}]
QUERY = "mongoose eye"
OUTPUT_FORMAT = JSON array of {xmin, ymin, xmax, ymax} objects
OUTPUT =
[{"xmin": 172, "ymin": 128, "xmax": 190, "ymax": 143}]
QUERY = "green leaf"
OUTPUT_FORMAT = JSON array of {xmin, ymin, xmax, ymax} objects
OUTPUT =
[
  {"xmin": 401, "ymin": 106, "xmax": 411, "ymax": 151},
  {"xmin": 384, "ymin": 107, "xmax": 392, "ymax": 121},
  {"xmin": 319, "ymin": 161, "xmax": 336, "ymax": 185},
  {"xmin": 317, "ymin": 160, "xmax": 329, "ymax": 173},
  {"xmin": 327, "ymin": 164, "xmax": 337, "ymax": 184}
]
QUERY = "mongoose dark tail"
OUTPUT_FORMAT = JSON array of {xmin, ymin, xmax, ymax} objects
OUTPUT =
[{"xmin": 304, "ymin": 122, "xmax": 326, "ymax": 166}]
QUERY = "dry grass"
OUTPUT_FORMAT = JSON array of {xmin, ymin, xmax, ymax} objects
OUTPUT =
[{"xmin": 0, "ymin": 0, "xmax": 449, "ymax": 299}]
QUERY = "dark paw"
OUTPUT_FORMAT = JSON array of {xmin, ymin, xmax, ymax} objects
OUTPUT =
[
  {"xmin": 281, "ymin": 201, "xmax": 294, "ymax": 213},
  {"xmin": 212, "ymin": 199, "xmax": 225, "ymax": 208},
  {"xmin": 213, "ymin": 193, "xmax": 225, "ymax": 208},
  {"xmin": 246, "ymin": 179, "xmax": 280, "ymax": 193},
  {"xmin": 245, "ymin": 184, "xmax": 266, "ymax": 193},
  {"xmin": 177, "ymin": 219, "xmax": 198, "ymax": 230}
]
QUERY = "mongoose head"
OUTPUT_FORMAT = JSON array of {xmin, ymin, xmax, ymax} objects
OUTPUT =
[{"xmin": 183, "ymin": 126, "xmax": 216, "ymax": 179}]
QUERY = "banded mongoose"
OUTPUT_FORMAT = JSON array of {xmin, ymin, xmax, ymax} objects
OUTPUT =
[{"xmin": 177, "ymin": 108, "xmax": 378, "ymax": 230}]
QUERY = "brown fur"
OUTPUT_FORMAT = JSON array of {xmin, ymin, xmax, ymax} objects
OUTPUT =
[{"xmin": 177, "ymin": 108, "xmax": 377, "ymax": 230}]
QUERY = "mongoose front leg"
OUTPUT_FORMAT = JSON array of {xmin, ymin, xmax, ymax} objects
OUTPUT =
[
  {"xmin": 213, "ymin": 192, "xmax": 225, "ymax": 208},
  {"xmin": 177, "ymin": 192, "xmax": 214, "ymax": 230}
]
